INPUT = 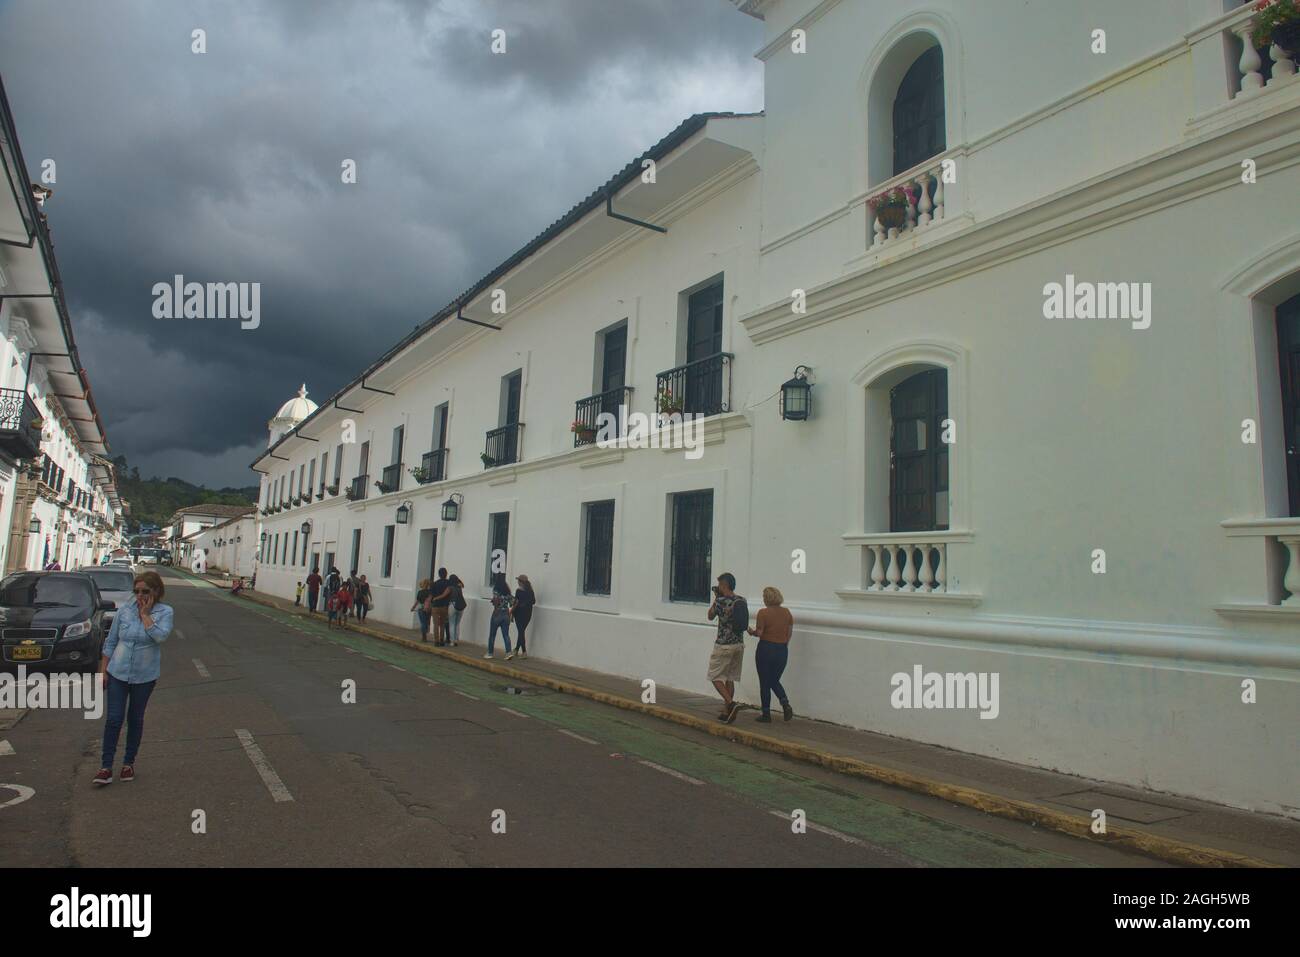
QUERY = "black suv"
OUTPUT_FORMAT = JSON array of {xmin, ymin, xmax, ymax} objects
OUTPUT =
[{"xmin": 0, "ymin": 572, "xmax": 116, "ymax": 673}]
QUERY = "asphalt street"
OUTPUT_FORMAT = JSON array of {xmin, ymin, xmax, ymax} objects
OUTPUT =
[{"xmin": 0, "ymin": 569, "xmax": 1167, "ymax": 867}]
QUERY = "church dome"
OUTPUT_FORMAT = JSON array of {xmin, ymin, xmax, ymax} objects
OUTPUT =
[
  {"xmin": 267, "ymin": 384, "xmax": 318, "ymax": 447},
  {"xmin": 273, "ymin": 384, "xmax": 317, "ymax": 424}
]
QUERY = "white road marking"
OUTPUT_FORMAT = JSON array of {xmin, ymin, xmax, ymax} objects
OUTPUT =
[
  {"xmin": 234, "ymin": 729, "xmax": 294, "ymax": 803},
  {"xmin": 172, "ymin": 628, "xmax": 185, "ymax": 640},
  {"xmin": 498, "ymin": 707, "xmax": 529, "ymax": 719},
  {"xmin": 0, "ymin": 783, "xmax": 34, "ymax": 809},
  {"xmin": 638, "ymin": 760, "xmax": 704, "ymax": 786},
  {"xmin": 419, "ymin": 677, "xmax": 439, "ymax": 686},
  {"xmin": 767, "ymin": 810, "xmax": 866, "ymax": 846},
  {"xmin": 557, "ymin": 729, "xmax": 599, "ymax": 745},
  {"xmin": 388, "ymin": 665, "xmax": 405, "ymax": 672},
  {"xmin": 0, "ymin": 740, "xmax": 14, "ymax": 756},
  {"xmin": 453, "ymin": 690, "xmax": 479, "ymax": 701},
  {"xmin": 192, "ymin": 658, "xmax": 211, "ymax": 678}
]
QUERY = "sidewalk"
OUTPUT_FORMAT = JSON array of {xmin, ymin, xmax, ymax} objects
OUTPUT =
[{"xmin": 204, "ymin": 573, "xmax": 1298, "ymax": 867}]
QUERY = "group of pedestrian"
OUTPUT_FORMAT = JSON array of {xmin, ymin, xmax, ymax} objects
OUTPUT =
[
  {"xmin": 482, "ymin": 572, "xmax": 535, "ymax": 660},
  {"xmin": 301, "ymin": 565, "xmax": 371, "ymax": 628},
  {"xmin": 411, "ymin": 568, "xmax": 466, "ymax": 646},
  {"xmin": 707, "ymin": 573, "xmax": 795, "ymax": 725}
]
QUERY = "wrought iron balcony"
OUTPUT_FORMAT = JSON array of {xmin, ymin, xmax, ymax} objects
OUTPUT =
[
  {"xmin": 347, "ymin": 474, "xmax": 368, "ymax": 501},
  {"xmin": 655, "ymin": 353, "xmax": 733, "ymax": 419},
  {"xmin": 0, "ymin": 387, "xmax": 42, "ymax": 461},
  {"xmin": 377, "ymin": 463, "xmax": 402, "ymax": 494},
  {"xmin": 414, "ymin": 448, "xmax": 447, "ymax": 484},
  {"xmin": 317, "ymin": 483, "xmax": 326, "ymax": 500},
  {"xmin": 573, "ymin": 386, "xmax": 634, "ymax": 448},
  {"xmin": 483, "ymin": 423, "xmax": 523, "ymax": 469}
]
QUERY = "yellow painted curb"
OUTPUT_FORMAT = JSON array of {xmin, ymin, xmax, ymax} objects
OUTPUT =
[{"xmin": 222, "ymin": 582, "xmax": 1278, "ymax": 869}]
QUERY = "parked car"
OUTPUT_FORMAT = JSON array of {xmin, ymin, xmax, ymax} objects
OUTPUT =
[
  {"xmin": 134, "ymin": 548, "xmax": 161, "ymax": 566},
  {"xmin": 159, "ymin": 551, "xmax": 173, "ymax": 566},
  {"xmin": 75, "ymin": 566, "xmax": 134, "ymax": 632},
  {"xmin": 0, "ymin": 572, "xmax": 115, "ymax": 673}
]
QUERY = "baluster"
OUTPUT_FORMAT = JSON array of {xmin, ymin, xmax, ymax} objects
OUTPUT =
[
  {"xmin": 868, "ymin": 545, "xmax": 884, "ymax": 591},
  {"xmin": 1281, "ymin": 536, "xmax": 1300, "ymax": 606},
  {"xmin": 885, "ymin": 545, "xmax": 902, "ymax": 592},
  {"xmin": 1270, "ymin": 42, "xmax": 1297, "ymax": 83},
  {"xmin": 905, "ymin": 186, "xmax": 918, "ymax": 232},
  {"xmin": 916, "ymin": 173, "xmax": 933, "ymax": 228},
  {"xmin": 900, "ymin": 545, "xmax": 918, "ymax": 593},
  {"xmin": 872, "ymin": 209, "xmax": 885, "ymax": 248},
  {"xmin": 931, "ymin": 166, "xmax": 945, "ymax": 221},
  {"xmin": 933, "ymin": 544, "xmax": 947, "ymax": 593},
  {"xmin": 1236, "ymin": 25, "xmax": 1264, "ymax": 96},
  {"xmin": 918, "ymin": 544, "xmax": 934, "ymax": 593}
]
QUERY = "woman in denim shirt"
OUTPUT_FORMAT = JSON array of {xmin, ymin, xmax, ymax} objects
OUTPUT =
[{"xmin": 93, "ymin": 571, "xmax": 173, "ymax": 786}]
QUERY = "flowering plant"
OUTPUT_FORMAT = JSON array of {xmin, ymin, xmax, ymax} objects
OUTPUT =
[
  {"xmin": 867, "ymin": 185, "xmax": 918, "ymax": 211},
  {"xmin": 1253, "ymin": 0, "xmax": 1300, "ymax": 48},
  {"xmin": 570, "ymin": 419, "xmax": 596, "ymax": 434},
  {"xmin": 655, "ymin": 384, "xmax": 681, "ymax": 413}
]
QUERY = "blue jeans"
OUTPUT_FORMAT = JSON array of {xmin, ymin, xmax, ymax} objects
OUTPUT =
[
  {"xmin": 101, "ymin": 675, "xmax": 157, "ymax": 768},
  {"xmin": 754, "ymin": 640, "xmax": 790, "ymax": 715},
  {"xmin": 416, "ymin": 609, "xmax": 431, "ymax": 639},
  {"xmin": 488, "ymin": 614, "xmax": 511, "ymax": 655},
  {"xmin": 448, "ymin": 607, "xmax": 463, "ymax": 643}
]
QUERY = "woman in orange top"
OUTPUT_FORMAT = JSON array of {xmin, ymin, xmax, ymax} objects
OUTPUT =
[{"xmin": 747, "ymin": 586, "xmax": 794, "ymax": 722}]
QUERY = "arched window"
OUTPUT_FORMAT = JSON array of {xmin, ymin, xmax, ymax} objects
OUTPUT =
[
  {"xmin": 892, "ymin": 45, "xmax": 945, "ymax": 176},
  {"xmin": 1279, "ymin": 293, "xmax": 1300, "ymax": 515},
  {"xmin": 890, "ymin": 368, "xmax": 948, "ymax": 532}
]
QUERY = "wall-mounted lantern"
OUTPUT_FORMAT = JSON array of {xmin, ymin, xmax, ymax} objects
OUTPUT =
[
  {"xmin": 300, "ymin": 519, "xmax": 312, "ymax": 537},
  {"xmin": 28, "ymin": 517, "xmax": 40, "ymax": 534},
  {"xmin": 441, "ymin": 492, "xmax": 464, "ymax": 523},
  {"xmin": 395, "ymin": 500, "xmax": 413, "ymax": 525},
  {"xmin": 780, "ymin": 365, "xmax": 814, "ymax": 421}
]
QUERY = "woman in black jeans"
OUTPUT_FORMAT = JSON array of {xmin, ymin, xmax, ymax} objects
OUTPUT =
[{"xmin": 513, "ymin": 574, "xmax": 535, "ymax": 659}]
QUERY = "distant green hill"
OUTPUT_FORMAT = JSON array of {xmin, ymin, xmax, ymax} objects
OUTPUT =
[{"xmin": 111, "ymin": 455, "xmax": 256, "ymax": 531}]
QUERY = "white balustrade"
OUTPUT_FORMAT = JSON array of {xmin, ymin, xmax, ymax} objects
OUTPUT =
[
  {"xmin": 866, "ymin": 542, "xmax": 947, "ymax": 594},
  {"xmin": 869, "ymin": 162, "xmax": 945, "ymax": 249},
  {"xmin": 1232, "ymin": 10, "xmax": 1299, "ymax": 98},
  {"xmin": 1281, "ymin": 534, "xmax": 1300, "ymax": 606}
]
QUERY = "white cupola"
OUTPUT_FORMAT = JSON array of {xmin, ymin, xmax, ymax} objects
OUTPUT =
[{"xmin": 267, "ymin": 383, "xmax": 318, "ymax": 447}]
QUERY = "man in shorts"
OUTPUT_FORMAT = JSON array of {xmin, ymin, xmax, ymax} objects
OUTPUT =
[{"xmin": 706, "ymin": 572, "xmax": 749, "ymax": 723}]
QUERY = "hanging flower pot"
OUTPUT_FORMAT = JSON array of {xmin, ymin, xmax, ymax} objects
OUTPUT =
[
  {"xmin": 1253, "ymin": 0, "xmax": 1300, "ymax": 52},
  {"xmin": 868, "ymin": 185, "xmax": 917, "ymax": 232}
]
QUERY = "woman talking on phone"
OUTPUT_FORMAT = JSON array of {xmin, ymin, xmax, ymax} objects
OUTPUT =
[{"xmin": 93, "ymin": 570, "xmax": 173, "ymax": 786}]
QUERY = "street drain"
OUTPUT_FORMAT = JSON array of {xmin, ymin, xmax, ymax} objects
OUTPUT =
[{"xmin": 491, "ymin": 684, "xmax": 550, "ymax": 697}]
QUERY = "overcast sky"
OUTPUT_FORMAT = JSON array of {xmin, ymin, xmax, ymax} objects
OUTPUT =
[{"xmin": 0, "ymin": 0, "xmax": 763, "ymax": 487}]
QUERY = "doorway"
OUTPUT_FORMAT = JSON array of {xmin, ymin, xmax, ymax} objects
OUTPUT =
[{"xmin": 415, "ymin": 528, "xmax": 438, "ymax": 587}]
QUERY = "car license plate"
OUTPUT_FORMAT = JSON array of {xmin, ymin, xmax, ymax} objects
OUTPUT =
[{"xmin": 11, "ymin": 646, "xmax": 43, "ymax": 660}]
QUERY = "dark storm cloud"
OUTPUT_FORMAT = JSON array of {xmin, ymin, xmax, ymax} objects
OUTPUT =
[{"xmin": 0, "ymin": 0, "xmax": 762, "ymax": 487}]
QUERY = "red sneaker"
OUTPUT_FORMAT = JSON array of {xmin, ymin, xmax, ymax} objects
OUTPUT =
[
  {"xmin": 92, "ymin": 768, "xmax": 113, "ymax": 786},
  {"xmin": 119, "ymin": 765, "xmax": 135, "ymax": 782}
]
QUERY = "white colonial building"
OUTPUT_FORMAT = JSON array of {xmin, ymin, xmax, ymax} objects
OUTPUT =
[
  {"xmin": 0, "ymin": 75, "xmax": 124, "ymax": 571},
  {"xmin": 252, "ymin": 0, "xmax": 1300, "ymax": 815}
]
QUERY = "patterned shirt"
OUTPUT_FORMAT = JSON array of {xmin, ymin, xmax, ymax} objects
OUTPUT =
[{"xmin": 714, "ymin": 594, "xmax": 748, "ymax": 645}]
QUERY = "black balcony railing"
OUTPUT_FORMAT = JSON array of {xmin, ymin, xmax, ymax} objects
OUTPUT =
[
  {"xmin": 347, "ymin": 474, "xmax": 368, "ymax": 501},
  {"xmin": 573, "ymin": 386, "xmax": 634, "ymax": 448},
  {"xmin": 483, "ymin": 423, "xmax": 523, "ymax": 469},
  {"xmin": 378, "ymin": 463, "xmax": 402, "ymax": 494},
  {"xmin": 0, "ymin": 388, "xmax": 41, "ymax": 461},
  {"xmin": 317, "ymin": 483, "xmax": 326, "ymax": 500},
  {"xmin": 655, "ymin": 352, "xmax": 734, "ymax": 419},
  {"xmin": 416, "ymin": 448, "xmax": 447, "ymax": 484}
]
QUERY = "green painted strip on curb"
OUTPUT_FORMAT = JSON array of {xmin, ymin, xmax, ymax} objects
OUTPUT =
[{"xmin": 172, "ymin": 568, "xmax": 1277, "ymax": 868}]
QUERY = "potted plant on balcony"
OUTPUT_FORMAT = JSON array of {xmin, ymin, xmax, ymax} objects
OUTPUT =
[
  {"xmin": 327, "ymin": 484, "xmax": 339, "ymax": 496},
  {"xmin": 655, "ymin": 384, "xmax": 683, "ymax": 417},
  {"xmin": 867, "ymin": 185, "xmax": 917, "ymax": 231},
  {"xmin": 409, "ymin": 464, "xmax": 433, "ymax": 484},
  {"xmin": 480, "ymin": 451, "xmax": 498, "ymax": 468},
  {"xmin": 345, "ymin": 486, "xmax": 361, "ymax": 502},
  {"xmin": 570, "ymin": 419, "xmax": 598, "ymax": 443},
  {"xmin": 1253, "ymin": 0, "xmax": 1300, "ymax": 53}
]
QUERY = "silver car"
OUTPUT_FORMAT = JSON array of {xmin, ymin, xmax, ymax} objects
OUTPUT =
[{"xmin": 75, "ymin": 566, "xmax": 136, "ymax": 630}]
